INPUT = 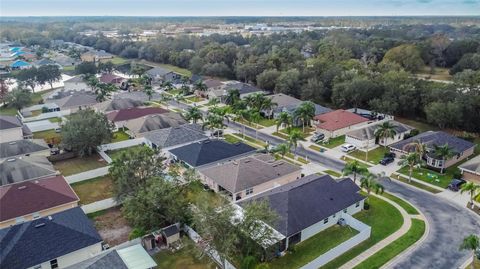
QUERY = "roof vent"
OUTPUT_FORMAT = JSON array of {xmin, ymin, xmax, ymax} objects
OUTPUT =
[{"xmin": 35, "ymin": 223, "xmax": 46, "ymax": 228}]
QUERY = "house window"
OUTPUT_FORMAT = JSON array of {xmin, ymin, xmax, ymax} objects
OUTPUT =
[
  {"xmin": 356, "ymin": 202, "xmax": 360, "ymax": 208},
  {"xmin": 245, "ymin": 188, "xmax": 253, "ymax": 195},
  {"xmin": 50, "ymin": 259, "xmax": 58, "ymax": 269},
  {"xmin": 323, "ymin": 218, "xmax": 329, "ymax": 224}
]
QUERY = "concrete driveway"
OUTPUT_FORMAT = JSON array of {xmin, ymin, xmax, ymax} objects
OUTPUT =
[{"xmin": 381, "ymin": 179, "xmax": 480, "ymax": 269}]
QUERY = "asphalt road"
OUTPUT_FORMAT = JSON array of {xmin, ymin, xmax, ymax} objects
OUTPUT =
[
  {"xmin": 170, "ymin": 99, "xmax": 480, "ymax": 268},
  {"xmin": 380, "ymin": 178, "xmax": 480, "ymax": 269}
]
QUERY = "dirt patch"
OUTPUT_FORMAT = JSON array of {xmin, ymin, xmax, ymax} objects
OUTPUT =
[{"xmin": 92, "ymin": 207, "xmax": 132, "ymax": 246}]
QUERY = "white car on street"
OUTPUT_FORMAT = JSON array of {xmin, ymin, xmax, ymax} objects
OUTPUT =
[{"xmin": 340, "ymin": 144, "xmax": 356, "ymax": 152}]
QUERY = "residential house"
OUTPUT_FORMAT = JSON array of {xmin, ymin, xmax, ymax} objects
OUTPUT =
[
  {"xmin": 0, "ymin": 115, "xmax": 33, "ymax": 142},
  {"xmin": 240, "ymin": 174, "xmax": 366, "ymax": 251},
  {"xmin": 95, "ymin": 98, "xmax": 144, "ymax": 113},
  {"xmin": 143, "ymin": 124, "xmax": 208, "ymax": 151},
  {"xmin": 459, "ymin": 155, "xmax": 480, "ymax": 184},
  {"xmin": 124, "ymin": 112, "xmax": 188, "ymax": 137},
  {"xmin": 0, "ymin": 175, "xmax": 79, "ymax": 228},
  {"xmin": 63, "ymin": 75, "xmax": 91, "ymax": 92},
  {"xmin": 389, "ymin": 131, "xmax": 475, "ymax": 169},
  {"xmin": 21, "ymin": 103, "xmax": 60, "ymax": 117},
  {"xmin": 66, "ymin": 244, "xmax": 157, "ymax": 269},
  {"xmin": 1, "ymin": 155, "xmax": 57, "ymax": 186},
  {"xmin": 199, "ymin": 153, "xmax": 302, "ymax": 201},
  {"xmin": 99, "ymin": 73, "xmax": 125, "ymax": 87},
  {"xmin": 81, "ymin": 50, "xmax": 113, "ymax": 62},
  {"xmin": 345, "ymin": 120, "xmax": 413, "ymax": 150},
  {"xmin": 45, "ymin": 91, "xmax": 98, "ymax": 113},
  {"xmin": 0, "ymin": 139, "xmax": 50, "ymax": 160},
  {"xmin": 0, "ymin": 207, "xmax": 103, "ymax": 269},
  {"xmin": 314, "ymin": 109, "xmax": 371, "ymax": 139},
  {"xmin": 107, "ymin": 107, "xmax": 170, "ymax": 130},
  {"xmin": 52, "ymin": 54, "xmax": 79, "ymax": 67},
  {"xmin": 33, "ymin": 58, "xmax": 61, "ymax": 69},
  {"xmin": 146, "ymin": 66, "xmax": 182, "ymax": 83},
  {"xmin": 9, "ymin": 60, "xmax": 31, "ymax": 70},
  {"xmin": 206, "ymin": 81, "xmax": 266, "ymax": 103},
  {"xmin": 200, "ymin": 78, "xmax": 224, "ymax": 98},
  {"xmin": 190, "ymin": 74, "xmax": 203, "ymax": 84},
  {"xmin": 114, "ymin": 91, "xmax": 163, "ymax": 102},
  {"xmin": 169, "ymin": 139, "xmax": 257, "ymax": 169}
]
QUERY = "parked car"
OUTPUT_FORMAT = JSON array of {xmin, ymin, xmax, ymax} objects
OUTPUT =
[
  {"xmin": 447, "ymin": 178, "xmax": 466, "ymax": 192},
  {"xmin": 384, "ymin": 152, "xmax": 396, "ymax": 158},
  {"xmin": 211, "ymin": 129, "xmax": 224, "ymax": 137},
  {"xmin": 310, "ymin": 133, "xmax": 325, "ymax": 143},
  {"xmin": 379, "ymin": 155, "xmax": 395, "ymax": 165},
  {"xmin": 340, "ymin": 144, "xmax": 356, "ymax": 152}
]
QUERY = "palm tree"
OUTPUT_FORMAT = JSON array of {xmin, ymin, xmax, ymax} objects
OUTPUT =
[
  {"xmin": 273, "ymin": 143, "xmax": 290, "ymax": 159},
  {"xmin": 405, "ymin": 140, "xmax": 427, "ymax": 161},
  {"xmin": 194, "ymin": 80, "xmax": 207, "ymax": 94},
  {"xmin": 143, "ymin": 85, "xmax": 154, "ymax": 101},
  {"xmin": 162, "ymin": 81, "xmax": 174, "ymax": 91},
  {"xmin": 461, "ymin": 182, "xmax": 480, "ymax": 209},
  {"xmin": 360, "ymin": 172, "xmax": 385, "ymax": 196},
  {"xmin": 294, "ymin": 101, "xmax": 315, "ymax": 133},
  {"xmin": 275, "ymin": 111, "xmax": 292, "ymax": 132},
  {"xmin": 288, "ymin": 129, "xmax": 304, "ymax": 158},
  {"xmin": 342, "ymin": 160, "xmax": 369, "ymax": 183},
  {"xmin": 374, "ymin": 121, "xmax": 397, "ymax": 148},
  {"xmin": 85, "ymin": 75, "xmax": 99, "ymax": 93},
  {"xmin": 249, "ymin": 110, "xmax": 262, "ymax": 140},
  {"xmin": 184, "ymin": 106, "xmax": 203, "ymax": 124},
  {"xmin": 433, "ymin": 143, "xmax": 455, "ymax": 174},
  {"xmin": 260, "ymin": 97, "xmax": 277, "ymax": 119},
  {"xmin": 160, "ymin": 93, "xmax": 172, "ymax": 109},
  {"xmin": 225, "ymin": 89, "xmax": 240, "ymax": 105},
  {"xmin": 202, "ymin": 114, "xmax": 224, "ymax": 139},
  {"xmin": 207, "ymin": 97, "xmax": 220, "ymax": 107},
  {"xmin": 398, "ymin": 152, "xmax": 424, "ymax": 182},
  {"xmin": 460, "ymin": 234, "xmax": 480, "ymax": 269}
]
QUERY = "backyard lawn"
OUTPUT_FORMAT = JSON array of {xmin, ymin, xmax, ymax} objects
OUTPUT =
[
  {"xmin": 349, "ymin": 147, "xmax": 390, "ymax": 164},
  {"xmin": 108, "ymin": 56, "xmax": 129, "ymax": 65},
  {"xmin": 33, "ymin": 129, "xmax": 61, "ymax": 144},
  {"xmin": 156, "ymin": 63, "xmax": 192, "ymax": 77},
  {"xmin": 53, "ymin": 154, "xmax": 107, "ymax": 176},
  {"xmin": 354, "ymin": 219, "xmax": 425, "ymax": 269},
  {"xmin": 0, "ymin": 106, "xmax": 18, "ymax": 116},
  {"xmin": 321, "ymin": 195, "xmax": 403, "ymax": 269},
  {"xmin": 112, "ymin": 130, "xmax": 130, "ymax": 142},
  {"xmin": 71, "ymin": 175, "xmax": 114, "ymax": 205},
  {"xmin": 395, "ymin": 117, "xmax": 439, "ymax": 133},
  {"xmin": 106, "ymin": 145, "xmax": 147, "ymax": 160},
  {"xmin": 269, "ymin": 225, "xmax": 359, "ymax": 269},
  {"xmin": 320, "ymin": 135, "xmax": 346, "ymax": 149},
  {"xmin": 154, "ymin": 238, "xmax": 216, "ymax": 269}
]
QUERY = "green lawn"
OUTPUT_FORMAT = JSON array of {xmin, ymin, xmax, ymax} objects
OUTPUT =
[
  {"xmin": 354, "ymin": 219, "xmax": 425, "ymax": 269},
  {"xmin": 53, "ymin": 154, "xmax": 107, "ymax": 176},
  {"xmin": 395, "ymin": 117, "xmax": 439, "ymax": 133},
  {"xmin": 279, "ymin": 126, "xmax": 315, "ymax": 139},
  {"xmin": 258, "ymin": 117, "xmax": 276, "ymax": 127},
  {"xmin": 71, "ymin": 175, "xmax": 114, "ymax": 205},
  {"xmin": 470, "ymin": 257, "xmax": 480, "ymax": 269},
  {"xmin": 156, "ymin": 63, "xmax": 192, "ymax": 77},
  {"xmin": 224, "ymin": 134, "xmax": 242, "ymax": 144},
  {"xmin": 349, "ymin": 147, "xmax": 390, "ymax": 164},
  {"xmin": 309, "ymin": 144, "xmax": 328, "ymax": 152},
  {"xmin": 321, "ymin": 195, "xmax": 404, "ymax": 269},
  {"xmin": 154, "ymin": 238, "xmax": 216, "ymax": 269},
  {"xmin": 391, "ymin": 173, "xmax": 442, "ymax": 194},
  {"xmin": 1, "ymin": 89, "xmax": 55, "ymax": 116},
  {"xmin": 324, "ymin": 170, "xmax": 342, "ymax": 178},
  {"xmin": 232, "ymin": 133, "xmax": 267, "ymax": 147},
  {"xmin": 0, "ymin": 106, "xmax": 18, "ymax": 116},
  {"xmin": 414, "ymin": 66, "xmax": 452, "ymax": 81},
  {"xmin": 269, "ymin": 225, "xmax": 359, "ymax": 269},
  {"xmin": 342, "ymin": 156, "xmax": 372, "ymax": 168},
  {"xmin": 106, "ymin": 145, "xmax": 147, "ymax": 160},
  {"xmin": 185, "ymin": 96, "xmax": 204, "ymax": 103},
  {"xmin": 382, "ymin": 192, "xmax": 419, "ymax": 215},
  {"xmin": 105, "ymin": 56, "xmax": 129, "ymax": 65},
  {"xmin": 166, "ymin": 89, "xmax": 181, "ymax": 96},
  {"xmin": 273, "ymin": 131, "xmax": 290, "ymax": 139},
  {"xmin": 397, "ymin": 165, "xmax": 456, "ymax": 189},
  {"xmin": 320, "ymin": 135, "xmax": 346, "ymax": 149},
  {"xmin": 112, "ymin": 130, "xmax": 130, "ymax": 142},
  {"xmin": 48, "ymin": 117, "xmax": 62, "ymax": 123},
  {"xmin": 33, "ymin": 129, "xmax": 61, "ymax": 144}
]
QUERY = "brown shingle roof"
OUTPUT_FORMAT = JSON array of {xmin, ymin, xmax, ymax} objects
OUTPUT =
[
  {"xmin": 0, "ymin": 175, "xmax": 78, "ymax": 222},
  {"xmin": 106, "ymin": 107, "xmax": 169, "ymax": 122},
  {"xmin": 315, "ymin": 109, "xmax": 369, "ymax": 131}
]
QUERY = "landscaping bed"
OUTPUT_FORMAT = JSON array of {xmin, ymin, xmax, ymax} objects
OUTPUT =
[
  {"xmin": 71, "ymin": 175, "xmax": 114, "ymax": 205},
  {"xmin": 154, "ymin": 237, "xmax": 216, "ymax": 269},
  {"xmin": 269, "ymin": 225, "xmax": 359, "ymax": 269},
  {"xmin": 53, "ymin": 154, "xmax": 107, "ymax": 176},
  {"xmin": 90, "ymin": 207, "xmax": 132, "ymax": 247},
  {"xmin": 354, "ymin": 219, "xmax": 426, "ymax": 269},
  {"xmin": 321, "ymin": 195, "xmax": 404, "ymax": 269}
]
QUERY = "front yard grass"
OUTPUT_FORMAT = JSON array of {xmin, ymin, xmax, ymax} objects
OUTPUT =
[
  {"xmin": 321, "ymin": 195, "xmax": 403, "ymax": 269},
  {"xmin": 341, "ymin": 156, "xmax": 372, "ymax": 168},
  {"xmin": 354, "ymin": 219, "xmax": 425, "ymax": 269},
  {"xmin": 53, "ymin": 154, "xmax": 107, "ymax": 176},
  {"xmin": 391, "ymin": 173, "xmax": 442, "ymax": 194},
  {"xmin": 71, "ymin": 175, "xmax": 114, "ymax": 205},
  {"xmin": 320, "ymin": 135, "xmax": 346, "ymax": 149},
  {"xmin": 224, "ymin": 134, "xmax": 242, "ymax": 144},
  {"xmin": 112, "ymin": 130, "xmax": 130, "ymax": 142},
  {"xmin": 349, "ymin": 147, "xmax": 390, "ymax": 164},
  {"xmin": 154, "ymin": 237, "xmax": 216, "ymax": 269},
  {"xmin": 309, "ymin": 144, "xmax": 328, "ymax": 152},
  {"xmin": 232, "ymin": 133, "xmax": 267, "ymax": 147},
  {"xmin": 470, "ymin": 257, "xmax": 480, "ymax": 269},
  {"xmin": 33, "ymin": 129, "xmax": 61, "ymax": 144},
  {"xmin": 397, "ymin": 164, "xmax": 459, "ymax": 189},
  {"xmin": 382, "ymin": 192, "xmax": 419, "ymax": 215},
  {"xmin": 185, "ymin": 96, "xmax": 204, "ymax": 103},
  {"xmin": 258, "ymin": 117, "xmax": 276, "ymax": 127},
  {"xmin": 269, "ymin": 225, "xmax": 359, "ymax": 269},
  {"xmin": 279, "ymin": 126, "xmax": 315, "ymax": 139},
  {"xmin": 324, "ymin": 170, "xmax": 342, "ymax": 178}
]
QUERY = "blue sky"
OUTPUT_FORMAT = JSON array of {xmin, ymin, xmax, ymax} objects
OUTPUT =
[{"xmin": 1, "ymin": 0, "xmax": 479, "ymax": 16}]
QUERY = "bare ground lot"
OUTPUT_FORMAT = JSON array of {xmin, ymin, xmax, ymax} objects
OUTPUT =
[{"xmin": 90, "ymin": 207, "xmax": 132, "ymax": 246}]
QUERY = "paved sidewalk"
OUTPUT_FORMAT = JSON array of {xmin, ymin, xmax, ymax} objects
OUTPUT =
[{"xmin": 339, "ymin": 193, "xmax": 413, "ymax": 269}]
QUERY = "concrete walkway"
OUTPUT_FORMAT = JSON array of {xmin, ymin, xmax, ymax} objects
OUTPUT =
[{"xmin": 338, "ymin": 193, "xmax": 415, "ymax": 269}]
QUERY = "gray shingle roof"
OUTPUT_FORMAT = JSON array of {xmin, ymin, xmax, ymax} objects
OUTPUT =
[
  {"xmin": 200, "ymin": 154, "xmax": 301, "ymax": 193},
  {"xmin": 389, "ymin": 131, "xmax": 475, "ymax": 154},
  {"xmin": 170, "ymin": 140, "xmax": 257, "ymax": 167},
  {"xmin": 125, "ymin": 112, "xmax": 188, "ymax": 134},
  {"xmin": 0, "ymin": 116, "xmax": 22, "ymax": 130},
  {"xmin": 143, "ymin": 124, "xmax": 207, "ymax": 149},
  {"xmin": 146, "ymin": 66, "xmax": 173, "ymax": 77},
  {"xmin": 65, "ymin": 250, "xmax": 128, "ymax": 269},
  {"xmin": 459, "ymin": 155, "xmax": 480, "ymax": 174},
  {"xmin": 0, "ymin": 207, "xmax": 102, "ymax": 269},
  {"xmin": 96, "ymin": 98, "xmax": 144, "ymax": 112},
  {"xmin": 240, "ymin": 174, "xmax": 364, "ymax": 237},
  {"xmin": 0, "ymin": 156, "xmax": 57, "ymax": 186},
  {"xmin": 51, "ymin": 92, "xmax": 98, "ymax": 109},
  {"xmin": 114, "ymin": 91, "xmax": 162, "ymax": 102},
  {"xmin": 269, "ymin": 94, "xmax": 303, "ymax": 109},
  {"xmin": 346, "ymin": 121, "xmax": 413, "ymax": 141},
  {"xmin": 0, "ymin": 139, "xmax": 49, "ymax": 159}
]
